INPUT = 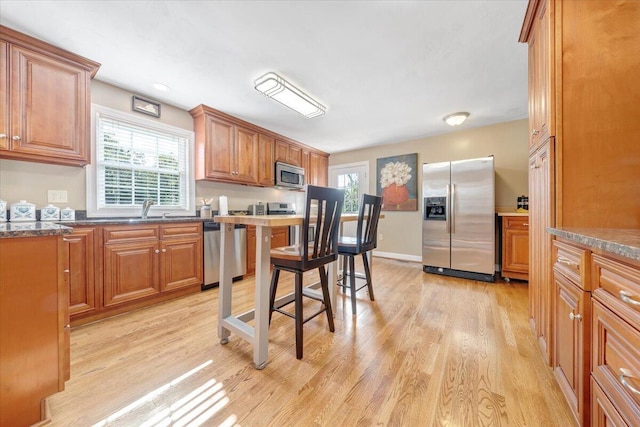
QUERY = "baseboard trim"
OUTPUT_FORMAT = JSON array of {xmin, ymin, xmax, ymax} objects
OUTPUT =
[{"xmin": 372, "ymin": 251, "xmax": 422, "ymax": 263}]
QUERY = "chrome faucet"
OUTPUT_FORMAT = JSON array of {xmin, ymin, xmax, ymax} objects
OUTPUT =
[{"xmin": 141, "ymin": 199, "xmax": 154, "ymax": 219}]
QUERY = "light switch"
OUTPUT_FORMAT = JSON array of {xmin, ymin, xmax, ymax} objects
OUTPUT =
[{"xmin": 48, "ymin": 190, "xmax": 68, "ymax": 203}]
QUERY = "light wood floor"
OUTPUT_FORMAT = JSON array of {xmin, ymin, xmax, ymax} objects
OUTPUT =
[{"xmin": 48, "ymin": 257, "xmax": 575, "ymax": 426}]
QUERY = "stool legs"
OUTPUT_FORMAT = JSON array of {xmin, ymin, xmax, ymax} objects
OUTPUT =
[
  {"xmin": 318, "ymin": 266, "xmax": 335, "ymax": 332},
  {"xmin": 362, "ymin": 252, "xmax": 375, "ymax": 301}
]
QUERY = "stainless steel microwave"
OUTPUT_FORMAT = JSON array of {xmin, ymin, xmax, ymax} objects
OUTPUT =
[{"xmin": 275, "ymin": 162, "xmax": 305, "ymax": 189}]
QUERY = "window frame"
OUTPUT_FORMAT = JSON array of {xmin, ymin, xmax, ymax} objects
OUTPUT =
[{"xmin": 86, "ymin": 104, "xmax": 196, "ymax": 218}]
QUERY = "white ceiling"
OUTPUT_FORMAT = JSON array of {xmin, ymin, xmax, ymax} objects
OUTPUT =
[{"xmin": 0, "ymin": 0, "xmax": 529, "ymax": 154}]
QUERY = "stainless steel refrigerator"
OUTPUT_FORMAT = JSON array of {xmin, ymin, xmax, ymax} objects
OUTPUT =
[{"xmin": 422, "ymin": 156, "xmax": 495, "ymax": 282}]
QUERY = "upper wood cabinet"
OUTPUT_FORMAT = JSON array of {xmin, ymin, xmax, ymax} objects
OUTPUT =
[
  {"xmin": 190, "ymin": 104, "xmax": 329, "ymax": 188},
  {"xmin": 520, "ymin": 0, "xmax": 553, "ymax": 152},
  {"xmin": 275, "ymin": 139, "xmax": 302, "ymax": 166},
  {"xmin": 0, "ymin": 25, "xmax": 100, "ymax": 166},
  {"xmin": 258, "ymin": 133, "xmax": 275, "ymax": 186}
]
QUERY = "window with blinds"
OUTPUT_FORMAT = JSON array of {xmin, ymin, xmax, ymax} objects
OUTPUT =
[{"xmin": 88, "ymin": 105, "xmax": 194, "ymax": 217}]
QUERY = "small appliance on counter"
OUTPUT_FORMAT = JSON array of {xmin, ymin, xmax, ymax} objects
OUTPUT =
[
  {"xmin": 517, "ymin": 195, "xmax": 529, "ymax": 211},
  {"xmin": 267, "ymin": 202, "xmax": 296, "ymax": 215},
  {"xmin": 248, "ymin": 203, "xmax": 266, "ymax": 215}
]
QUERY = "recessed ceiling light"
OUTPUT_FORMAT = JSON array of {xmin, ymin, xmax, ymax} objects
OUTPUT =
[
  {"xmin": 153, "ymin": 82, "xmax": 170, "ymax": 91},
  {"xmin": 443, "ymin": 112, "xmax": 470, "ymax": 126}
]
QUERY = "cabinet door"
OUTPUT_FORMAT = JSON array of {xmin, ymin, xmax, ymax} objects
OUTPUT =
[
  {"xmin": 275, "ymin": 139, "xmax": 289, "ymax": 163},
  {"xmin": 288, "ymin": 144, "xmax": 302, "ymax": 166},
  {"xmin": 10, "ymin": 45, "xmax": 90, "ymax": 164},
  {"xmin": 553, "ymin": 271, "xmax": 591, "ymax": 427},
  {"xmin": 234, "ymin": 125, "xmax": 258, "ymax": 184},
  {"xmin": 204, "ymin": 115, "xmax": 234, "ymax": 180},
  {"xmin": 103, "ymin": 241, "xmax": 160, "ymax": 307},
  {"xmin": 64, "ymin": 227, "xmax": 97, "ymax": 317},
  {"xmin": 529, "ymin": 138, "xmax": 554, "ymax": 364},
  {"xmin": 161, "ymin": 237, "xmax": 203, "ymax": 292},
  {"xmin": 591, "ymin": 377, "xmax": 628, "ymax": 427},
  {"xmin": 257, "ymin": 133, "xmax": 275, "ymax": 186},
  {"xmin": 308, "ymin": 152, "xmax": 328, "ymax": 187},
  {"xmin": 501, "ymin": 216, "xmax": 529, "ymax": 280},
  {"xmin": 0, "ymin": 41, "xmax": 8, "ymax": 151},
  {"xmin": 271, "ymin": 226, "xmax": 289, "ymax": 249}
]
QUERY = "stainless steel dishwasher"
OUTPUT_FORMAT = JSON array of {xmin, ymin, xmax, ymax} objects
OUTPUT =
[{"xmin": 203, "ymin": 221, "xmax": 247, "ymax": 290}]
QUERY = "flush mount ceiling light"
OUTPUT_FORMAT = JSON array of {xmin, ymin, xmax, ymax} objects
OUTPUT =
[
  {"xmin": 443, "ymin": 112, "xmax": 470, "ymax": 126},
  {"xmin": 254, "ymin": 72, "xmax": 326, "ymax": 119}
]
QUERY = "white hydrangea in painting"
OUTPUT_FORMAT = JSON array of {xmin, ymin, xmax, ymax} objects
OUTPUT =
[{"xmin": 380, "ymin": 161, "xmax": 412, "ymax": 188}]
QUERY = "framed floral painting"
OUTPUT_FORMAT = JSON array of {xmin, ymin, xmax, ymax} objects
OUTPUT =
[{"xmin": 376, "ymin": 153, "xmax": 418, "ymax": 211}]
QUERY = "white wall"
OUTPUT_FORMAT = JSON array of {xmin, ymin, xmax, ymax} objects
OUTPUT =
[{"xmin": 329, "ymin": 119, "xmax": 529, "ymax": 259}]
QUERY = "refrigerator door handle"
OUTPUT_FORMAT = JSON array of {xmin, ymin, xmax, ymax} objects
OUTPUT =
[
  {"xmin": 451, "ymin": 183, "xmax": 456, "ymax": 233},
  {"xmin": 446, "ymin": 184, "xmax": 451, "ymax": 233}
]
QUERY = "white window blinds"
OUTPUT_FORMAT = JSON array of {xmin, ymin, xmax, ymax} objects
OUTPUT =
[{"xmin": 89, "ymin": 105, "xmax": 194, "ymax": 217}]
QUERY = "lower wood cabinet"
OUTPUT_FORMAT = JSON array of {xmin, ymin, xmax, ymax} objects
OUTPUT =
[
  {"xmin": 70, "ymin": 222, "xmax": 203, "ymax": 325},
  {"xmin": 246, "ymin": 225, "xmax": 289, "ymax": 275},
  {"xmin": 501, "ymin": 215, "xmax": 529, "ymax": 281},
  {"xmin": 0, "ymin": 235, "xmax": 69, "ymax": 426},
  {"xmin": 591, "ymin": 376, "xmax": 629, "ymax": 427}
]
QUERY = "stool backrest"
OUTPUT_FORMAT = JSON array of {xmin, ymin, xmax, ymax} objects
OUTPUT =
[
  {"xmin": 302, "ymin": 185, "xmax": 345, "ymax": 268},
  {"xmin": 356, "ymin": 194, "xmax": 383, "ymax": 252}
]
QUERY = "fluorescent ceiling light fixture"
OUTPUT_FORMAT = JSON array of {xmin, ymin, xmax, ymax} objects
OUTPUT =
[
  {"xmin": 254, "ymin": 72, "xmax": 326, "ymax": 118},
  {"xmin": 443, "ymin": 112, "xmax": 470, "ymax": 126}
]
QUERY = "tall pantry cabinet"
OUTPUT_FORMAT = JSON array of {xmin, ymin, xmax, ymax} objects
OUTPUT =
[{"xmin": 520, "ymin": 0, "xmax": 640, "ymax": 425}]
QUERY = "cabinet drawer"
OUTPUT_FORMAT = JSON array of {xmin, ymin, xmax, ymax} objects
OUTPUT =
[
  {"xmin": 554, "ymin": 240, "xmax": 590, "ymax": 290},
  {"xmin": 592, "ymin": 254, "xmax": 640, "ymax": 332},
  {"xmin": 104, "ymin": 225, "xmax": 159, "ymax": 243},
  {"xmin": 591, "ymin": 376, "xmax": 629, "ymax": 427},
  {"xmin": 591, "ymin": 299, "xmax": 640, "ymax": 427},
  {"xmin": 503, "ymin": 216, "xmax": 529, "ymax": 230},
  {"xmin": 160, "ymin": 223, "xmax": 202, "ymax": 238}
]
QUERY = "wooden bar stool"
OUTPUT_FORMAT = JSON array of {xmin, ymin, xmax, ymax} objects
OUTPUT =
[
  {"xmin": 269, "ymin": 185, "xmax": 345, "ymax": 359},
  {"xmin": 338, "ymin": 194, "xmax": 383, "ymax": 315}
]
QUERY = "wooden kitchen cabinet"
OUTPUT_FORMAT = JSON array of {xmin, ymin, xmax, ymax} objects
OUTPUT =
[
  {"xmin": 307, "ymin": 151, "xmax": 329, "ymax": 186},
  {"xmin": 0, "ymin": 235, "xmax": 69, "ymax": 426},
  {"xmin": 591, "ymin": 253, "xmax": 640, "ymax": 427},
  {"xmin": 275, "ymin": 139, "xmax": 302, "ymax": 166},
  {"xmin": 258, "ymin": 133, "xmax": 275, "ymax": 186},
  {"xmin": 501, "ymin": 215, "xmax": 529, "ymax": 281},
  {"xmin": 65, "ymin": 227, "xmax": 98, "ymax": 317},
  {"xmin": 246, "ymin": 225, "xmax": 289, "ymax": 275},
  {"xmin": 552, "ymin": 239, "xmax": 592, "ymax": 427},
  {"xmin": 521, "ymin": 0, "xmax": 640, "ymax": 365},
  {"xmin": 0, "ymin": 25, "xmax": 100, "ymax": 166},
  {"xmin": 160, "ymin": 223, "xmax": 203, "ymax": 292}
]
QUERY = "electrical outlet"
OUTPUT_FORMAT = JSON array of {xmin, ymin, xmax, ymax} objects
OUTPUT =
[
  {"xmin": 378, "ymin": 233, "xmax": 383, "ymax": 241},
  {"xmin": 48, "ymin": 190, "xmax": 68, "ymax": 203}
]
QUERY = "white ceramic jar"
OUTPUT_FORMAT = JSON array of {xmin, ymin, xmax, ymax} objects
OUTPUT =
[
  {"xmin": 0, "ymin": 199, "xmax": 6, "ymax": 222},
  {"xmin": 60, "ymin": 207, "xmax": 75, "ymax": 221},
  {"xmin": 10, "ymin": 200, "xmax": 36, "ymax": 222},
  {"xmin": 40, "ymin": 204, "xmax": 60, "ymax": 221}
]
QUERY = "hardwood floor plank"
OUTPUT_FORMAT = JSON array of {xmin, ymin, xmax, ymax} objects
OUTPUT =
[{"xmin": 47, "ymin": 257, "xmax": 575, "ymax": 426}]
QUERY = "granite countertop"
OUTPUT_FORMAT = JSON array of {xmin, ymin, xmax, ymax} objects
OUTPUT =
[
  {"xmin": 66, "ymin": 216, "xmax": 207, "ymax": 226},
  {"xmin": 547, "ymin": 227, "xmax": 640, "ymax": 261},
  {"xmin": 497, "ymin": 212, "xmax": 529, "ymax": 217},
  {"xmin": 0, "ymin": 222, "xmax": 73, "ymax": 238}
]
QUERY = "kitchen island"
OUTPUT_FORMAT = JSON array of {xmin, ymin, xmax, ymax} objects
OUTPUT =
[{"xmin": 214, "ymin": 213, "xmax": 382, "ymax": 369}]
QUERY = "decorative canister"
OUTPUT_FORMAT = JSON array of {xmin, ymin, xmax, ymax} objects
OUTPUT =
[
  {"xmin": 60, "ymin": 207, "xmax": 75, "ymax": 221},
  {"xmin": 0, "ymin": 199, "xmax": 6, "ymax": 222},
  {"xmin": 10, "ymin": 200, "xmax": 36, "ymax": 222},
  {"xmin": 40, "ymin": 204, "xmax": 60, "ymax": 221}
]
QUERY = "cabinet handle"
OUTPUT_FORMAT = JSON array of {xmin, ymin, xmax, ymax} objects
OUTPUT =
[
  {"xmin": 64, "ymin": 324, "xmax": 71, "ymax": 329},
  {"xmin": 620, "ymin": 290, "xmax": 640, "ymax": 306},
  {"xmin": 557, "ymin": 256, "xmax": 579, "ymax": 270},
  {"xmin": 523, "ymin": 223, "xmax": 529, "ymax": 226},
  {"xmin": 619, "ymin": 368, "xmax": 640, "ymax": 395},
  {"xmin": 63, "ymin": 269, "xmax": 70, "ymax": 273},
  {"xmin": 0, "ymin": 133, "xmax": 6, "ymax": 138},
  {"xmin": 530, "ymin": 164, "xmax": 539, "ymax": 170},
  {"xmin": 12, "ymin": 135, "xmax": 21, "ymax": 141},
  {"xmin": 162, "ymin": 248, "xmax": 167, "ymax": 253},
  {"xmin": 155, "ymin": 249, "xmax": 160, "ymax": 254},
  {"xmin": 568, "ymin": 312, "xmax": 582, "ymax": 321}
]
